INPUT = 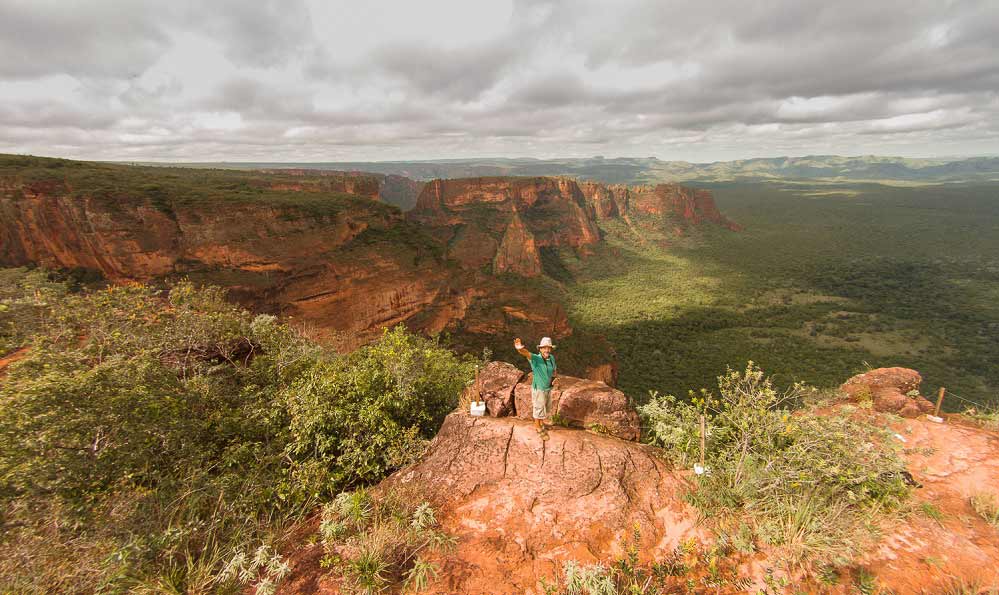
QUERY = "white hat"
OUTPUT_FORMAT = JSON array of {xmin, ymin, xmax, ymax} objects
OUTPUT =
[{"xmin": 537, "ymin": 337, "xmax": 555, "ymax": 349}]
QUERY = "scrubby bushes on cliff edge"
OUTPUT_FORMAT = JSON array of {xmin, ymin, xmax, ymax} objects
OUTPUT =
[
  {"xmin": 640, "ymin": 363, "xmax": 912, "ymax": 574},
  {"xmin": 0, "ymin": 268, "xmax": 474, "ymax": 594}
]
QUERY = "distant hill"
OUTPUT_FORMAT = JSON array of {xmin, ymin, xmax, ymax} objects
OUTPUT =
[{"xmin": 130, "ymin": 154, "xmax": 999, "ymax": 185}]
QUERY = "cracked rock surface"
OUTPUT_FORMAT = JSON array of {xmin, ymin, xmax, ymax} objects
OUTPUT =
[{"xmin": 386, "ymin": 413, "xmax": 702, "ymax": 595}]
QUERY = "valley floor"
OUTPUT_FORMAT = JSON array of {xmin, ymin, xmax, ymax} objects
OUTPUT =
[{"xmin": 558, "ymin": 181, "xmax": 999, "ymax": 409}]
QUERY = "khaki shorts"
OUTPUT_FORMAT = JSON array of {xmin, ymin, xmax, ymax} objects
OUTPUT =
[{"xmin": 532, "ymin": 388, "xmax": 552, "ymax": 419}]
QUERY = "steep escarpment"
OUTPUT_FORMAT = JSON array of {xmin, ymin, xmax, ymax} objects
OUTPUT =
[
  {"xmin": 257, "ymin": 168, "xmax": 383, "ymax": 198},
  {"xmin": 0, "ymin": 158, "xmax": 739, "ymax": 378},
  {"xmin": 578, "ymin": 181, "xmax": 741, "ymax": 231},
  {"xmin": 260, "ymin": 168, "xmax": 424, "ymax": 210},
  {"xmin": 412, "ymin": 177, "xmax": 739, "ymax": 283},
  {"xmin": 0, "ymin": 157, "xmax": 463, "ymax": 345},
  {"xmin": 411, "ymin": 177, "xmax": 602, "ymax": 278},
  {"xmin": 0, "ymin": 157, "xmax": 575, "ymax": 351}
]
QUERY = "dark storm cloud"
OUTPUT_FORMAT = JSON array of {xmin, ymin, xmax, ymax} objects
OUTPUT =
[{"xmin": 1, "ymin": 0, "xmax": 997, "ymax": 160}]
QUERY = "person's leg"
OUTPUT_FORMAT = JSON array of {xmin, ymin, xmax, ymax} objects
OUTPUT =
[
  {"xmin": 532, "ymin": 388, "xmax": 549, "ymax": 436},
  {"xmin": 543, "ymin": 390, "xmax": 554, "ymax": 427}
]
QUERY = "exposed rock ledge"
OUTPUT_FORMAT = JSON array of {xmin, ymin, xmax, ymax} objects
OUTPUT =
[
  {"xmin": 388, "ymin": 413, "xmax": 701, "ymax": 594},
  {"xmin": 465, "ymin": 361, "xmax": 641, "ymax": 441}
]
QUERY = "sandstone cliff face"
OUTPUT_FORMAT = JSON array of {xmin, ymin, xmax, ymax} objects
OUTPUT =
[
  {"xmin": 411, "ymin": 177, "xmax": 602, "ymax": 278},
  {"xmin": 578, "ymin": 181, "xmax": 625, "ymax": 219},
  {"xmin": 492, "ymin": 209, "xmax": 542, "ymax": 276},
  {"xmin": 578, "ymin": 181, "xmax": 740, "ymax": 231},
  {"xmin": 413, "ymin": 177, "xmax": 737, "ymax": 284},
  {"xmin": 0, "ymin": 172, "xmax": 461, "ymax": 346}
]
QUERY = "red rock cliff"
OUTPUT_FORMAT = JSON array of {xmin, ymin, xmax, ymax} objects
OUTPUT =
[
  {"xmin": 579, "ymin": 181, "xmax": 740, "ymax": 231},
  {"xmin": 0, "ymin": 171, "xmax": 462, "ymax": 347},
  {"xmin": 0, "ymin": 160, "xmax": 582, "ymax": 353},
  {"xmin": 412, "ymin": 177, "xmax": 600, "ymax": 259}
]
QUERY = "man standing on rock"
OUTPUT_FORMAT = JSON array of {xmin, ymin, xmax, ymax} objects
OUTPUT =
[{"xmin": 514, "ymin": 336, "xmax": 557, "ymax": 439}]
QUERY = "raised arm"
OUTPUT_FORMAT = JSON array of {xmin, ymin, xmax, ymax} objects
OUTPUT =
[{"xmin": 513, "ymin": 337, "xmax": 532, "ymax": 360}]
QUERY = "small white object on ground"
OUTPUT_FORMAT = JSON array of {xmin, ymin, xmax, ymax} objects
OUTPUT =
[
  {"xmin": 893, "ymin": 433, "xmax": 907, "ymax": 442},
  {"xmin": 694, "ymin": 464, "xmax": 706, "ymax": 475},
  {"xmin": 470, "ymin": 401, "xmax": 486, "ymax": 417},
  {"xmin": 926, "ymin": 415, "xmax": 944, "ymax": 424}
]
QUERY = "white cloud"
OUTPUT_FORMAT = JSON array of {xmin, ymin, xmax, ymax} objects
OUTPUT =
[{"xmin": 0, "ymin": 0, "xmax": 997, "ymax": 161}]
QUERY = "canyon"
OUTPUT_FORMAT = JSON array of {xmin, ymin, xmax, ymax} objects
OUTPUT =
[{"xmin": 0, "ymin": 155, "xmax": 736, "ymax": 365}]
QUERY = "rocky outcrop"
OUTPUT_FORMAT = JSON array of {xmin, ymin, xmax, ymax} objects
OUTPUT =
[
  {"xmin": 278, "ymin": 363, "xmax": 999, "ymax": 594},
  {"xmin": 859, "ymin": 410, "xmax": 999, "ymax": 592},
  {"xmin": 514, "ymin": 375, "xmax": 641, "ymax": 441},
  {"xmin": 841, "ymin": 367, "xmax": 936, "ymax": 418},
  {"xmin": 464, "ymin": 360, "xmax": 640, "ymax": 441},
  {"xmin": 493, "ymin": 209, "xmax": 542, "ymax": 276},
  {"xmin": 578, "ymin": 181, "xmax": 741, "ymax": 231},
  {"xmin": 465, "ymin": 361, "xmax": 525, "ymax": 417},
  {"xmin": 410, "ymin": 177, "xmax": 602, "ymax": 277},
  {"xmin": 385, "ymin": 413, "xmax": 701, "ymax": 595}
]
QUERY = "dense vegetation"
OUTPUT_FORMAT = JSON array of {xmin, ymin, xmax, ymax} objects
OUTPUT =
[
  {"xmin": 0, "ymin": 269, "xmax": 474, "ymax": 594},
  {"xmin": 558, "ymin": 181, "xmax": 999, "ymax": 410}
]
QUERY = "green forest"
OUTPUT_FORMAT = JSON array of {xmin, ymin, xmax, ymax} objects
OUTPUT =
[{"xmin": 559, "ymin": 181, "xmax": 999, "ymax": 410}]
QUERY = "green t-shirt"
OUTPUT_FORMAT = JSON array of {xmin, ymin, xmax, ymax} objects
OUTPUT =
[{"xmin": 530, "ymin": 353, "xmax": 557, "ymax": 390}]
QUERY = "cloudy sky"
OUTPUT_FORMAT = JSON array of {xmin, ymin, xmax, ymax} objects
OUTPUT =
[{"xmin": 1, "ymin": 0, "xmax": 998, "ymax": 162}]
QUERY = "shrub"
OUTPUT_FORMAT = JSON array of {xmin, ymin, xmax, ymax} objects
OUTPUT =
[
  {"xmin": 319, "ymin": 488, "xmax": 454, "ymax": 594},
  {"xmin": 639, "ymin": 362, "xmax": 911, "ymax": 571},
  {"xmin": 282, "ymin": 325, "xmax": 475, "ymax": 493},
  {"xmin": 0, "ymin": 274, "xmax": 471, "ymax": 593}
]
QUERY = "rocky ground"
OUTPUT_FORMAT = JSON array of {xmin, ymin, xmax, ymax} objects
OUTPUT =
[{"xmin": 275, "ymin": 366, "xmax": 999, "ymax": 595}]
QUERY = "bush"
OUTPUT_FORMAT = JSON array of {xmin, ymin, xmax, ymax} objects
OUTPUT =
[
  {"xmin": 282, "ymin": 325, "xmax": 475, "ymax": 493},
  {"xmin": 0, "ymin": 274, "xmax": 472, "ymax": 593},
  {"xmin": 639, "ymin": 362, "xmax": 911, "ymax": 570}
]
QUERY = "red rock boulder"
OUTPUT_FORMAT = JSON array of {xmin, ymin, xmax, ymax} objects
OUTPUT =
[
  {"xmin": 841, "ymin": 367, "xmax": 936, "ymax": 418},
  {"xmin": 514, "ymin": 374, "xmax": 640, "ymax": 441},
  {"xmin": 464, "ymin": 361, "xmax": 525, "ymax": 417}
]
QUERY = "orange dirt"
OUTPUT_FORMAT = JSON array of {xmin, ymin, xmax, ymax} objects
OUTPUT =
[{"xmin": 858, "ymin": 412, "xmax": 999, "ymax": 593}]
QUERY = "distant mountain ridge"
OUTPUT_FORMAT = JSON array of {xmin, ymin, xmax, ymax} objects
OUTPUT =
[{"xmin": 132, "ymin": 154, "xmax": 999, "ymax": 185}]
